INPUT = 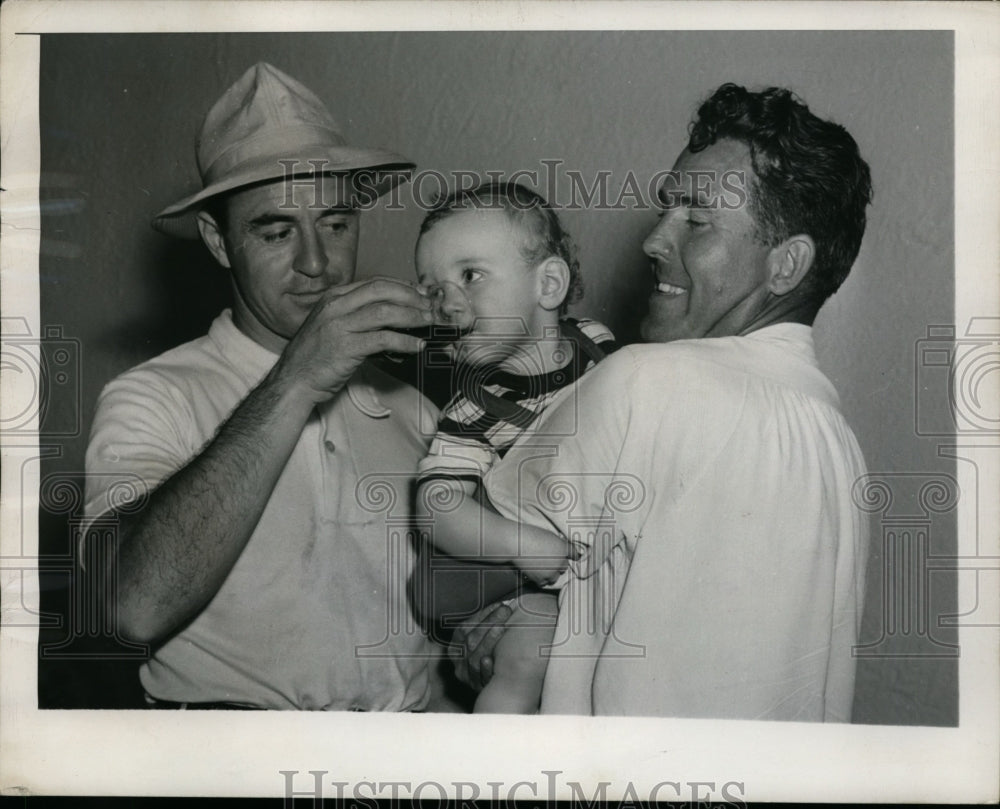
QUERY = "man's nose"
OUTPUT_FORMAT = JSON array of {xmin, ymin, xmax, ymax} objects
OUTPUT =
[
  {"xmin": 293, "ymin": 229, "xmax": 327, "ymax": 277},
  {"xmin": 642, "ymin": 215, "xmax": 675, "ymax": 258}
]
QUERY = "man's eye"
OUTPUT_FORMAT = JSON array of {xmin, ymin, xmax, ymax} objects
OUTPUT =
[
  {"xmin": 461, "ymin": 268, "xmax": 483, "ymax": 284},
  {"xmin": 260, "ymin": 228, "xmax": 292, "ymax": 243},
  {"xmin": 321, "ymin": 217, "xmax": 351, "ymax": 235},
  {"xmin": 687, "ymin": 217, "xmax": 710, "ymax": 229}
]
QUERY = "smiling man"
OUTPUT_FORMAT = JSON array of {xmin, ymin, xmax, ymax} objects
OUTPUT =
[
  {"xmin": 82, "ymin": 64, "xmax": 443, "ymax": 710},
  {"xmin": 466, "ymin": 83, "xmax": 874, "ymax": 720}
]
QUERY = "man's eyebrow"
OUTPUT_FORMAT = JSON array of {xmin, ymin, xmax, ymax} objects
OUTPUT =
[
  {"xmin": 244, "ymin": 213, "xmax": 295, "ymax": 230},
  {"xmin": 244, "ymin": 207, "xmax": 355, "ymax": 230},
  {"xmin": 659, "ymin": 190, "xmax": 716, "ymax": 210},
  {"xmin": 657, "ymin": 188, "xmax": 692, "ymax": 208}
]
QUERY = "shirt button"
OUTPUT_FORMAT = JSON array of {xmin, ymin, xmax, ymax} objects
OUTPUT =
[{"xmin": 324, "ymin": 440, "xmax": 336, "ymax": 453}]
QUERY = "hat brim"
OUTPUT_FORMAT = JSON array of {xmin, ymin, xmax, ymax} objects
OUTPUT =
[{"xmin": 152, "ymin": 145, "xmax": 415, "ymax": 239}]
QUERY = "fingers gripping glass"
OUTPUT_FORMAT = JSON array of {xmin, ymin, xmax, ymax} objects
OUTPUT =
[{"xmin": 384, "ymin": 282, "xmax": 472, "ymax": 355}]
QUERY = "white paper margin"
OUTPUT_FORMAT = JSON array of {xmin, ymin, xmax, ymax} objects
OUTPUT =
[{"xmin": 1, "ymin": 0, "xmax": 997, "ymax": 802}]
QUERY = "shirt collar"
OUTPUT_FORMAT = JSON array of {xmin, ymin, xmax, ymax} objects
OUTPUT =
[
  {"xmin": 742, "ymin": 321, "xmax": 815, "ymax": 352},
  {"xmin": 740, "ymin": 323, "xmax": 839, "ymax": 408}
]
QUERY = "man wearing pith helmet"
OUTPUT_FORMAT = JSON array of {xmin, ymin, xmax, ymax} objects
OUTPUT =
[{"xmin": 83, "ymin": 63, "xmax": 444, "ymax": 710}]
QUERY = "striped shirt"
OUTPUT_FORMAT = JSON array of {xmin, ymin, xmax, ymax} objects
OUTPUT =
[{"xmin": 417, "ymin": 317, "xmax": 617, "ymax": 483}]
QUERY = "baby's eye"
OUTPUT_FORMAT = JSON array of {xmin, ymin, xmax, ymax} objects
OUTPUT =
[{"xmin": 461, "ymin": 268, "xmax": 483, "ymax": 284}]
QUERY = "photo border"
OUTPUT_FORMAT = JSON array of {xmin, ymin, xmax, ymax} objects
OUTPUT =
[{"xmin": 2, "ymin": 0, "xmax": 997, "ymax": 801}]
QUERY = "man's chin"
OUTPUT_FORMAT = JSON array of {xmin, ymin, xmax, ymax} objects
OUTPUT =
[
  {"xmin": 640, "ymin": 317, "xmax": 691, "ymax": 344},
  {"xmin": 639, "ymin": 316, "xmax": 667, "ymax": 343}
]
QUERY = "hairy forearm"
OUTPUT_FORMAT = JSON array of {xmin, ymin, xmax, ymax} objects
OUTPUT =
[{"xmin": 109, "ymin": 368, "xmax": 314, "ymax": 645}]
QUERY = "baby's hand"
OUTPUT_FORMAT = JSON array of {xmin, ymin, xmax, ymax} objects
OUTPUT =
[
  {"xmin": 517, "ymin": 560, "xmax": 566, "ymax": 588},
  {"xmin": 513, "ymin": 524, "xmax": 573, "ymax": 586}
]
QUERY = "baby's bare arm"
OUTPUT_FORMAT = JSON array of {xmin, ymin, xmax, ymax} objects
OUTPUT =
[{"xmin": 417, "ymin": 478, "xmax": 569, "ymax": 585}]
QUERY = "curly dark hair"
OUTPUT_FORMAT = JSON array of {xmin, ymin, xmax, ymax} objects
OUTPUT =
[
  {"xmin": 688, "ymin": 83, "xmax": 873, "ymax": 301},
  {"xmin": 418, "ymin": 181, "xmax": 583, "ymax": 314}
]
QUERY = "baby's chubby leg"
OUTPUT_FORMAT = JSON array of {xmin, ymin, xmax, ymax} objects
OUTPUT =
[{"xmin": 474, "ymin": 592, "xmax": 560, "ymax": 714}]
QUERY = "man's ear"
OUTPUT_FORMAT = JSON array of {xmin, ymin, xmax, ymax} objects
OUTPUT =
[
  {"xmin": 767, "ymin": 234, "xmax": 815, "ymax": 296},
  {"xmin": 196, "ymin": 210, "xmax": 232, "ymax": 269},
  {"xmin": 536, "ymin": 256, "xmax": 571, "ymax": 312}
]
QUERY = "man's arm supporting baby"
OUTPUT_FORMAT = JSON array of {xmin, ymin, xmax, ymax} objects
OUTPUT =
[{"xmin": 409, "ymin": 477, "xmax": 569, "ymax": 626}]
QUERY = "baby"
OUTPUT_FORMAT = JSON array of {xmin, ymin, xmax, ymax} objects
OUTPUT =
[{"xmin": 413, "ymin": 181, "xmax": 616, "ymax": 713}]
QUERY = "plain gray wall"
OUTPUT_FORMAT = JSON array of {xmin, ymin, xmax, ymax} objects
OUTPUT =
[{"xmin": 38, "ymin": 31, "xmax": 956, "ymax": 723}]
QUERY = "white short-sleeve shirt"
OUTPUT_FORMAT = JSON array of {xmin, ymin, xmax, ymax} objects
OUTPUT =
[
  {"xmin": 84, "ymin": 310, "xmax": 439, "ymax": 710},
  {"xmin": 484, "ymin": 324, "xmax": 869, "ymax": 721}
]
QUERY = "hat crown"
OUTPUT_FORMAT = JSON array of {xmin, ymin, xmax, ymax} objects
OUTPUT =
[
  {"xmin": 196, "ymin": 62, "xmax": 347, "ymax": 181},
  {"xmin": 153, "ymin": 62, "xmax": 414, "ymax": 237}
]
